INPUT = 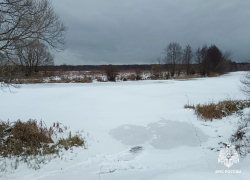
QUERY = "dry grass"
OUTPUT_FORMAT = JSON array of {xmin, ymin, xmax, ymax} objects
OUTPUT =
[
  {"xmin": 185, "ymin": 100, "xmax": 250, "ymax": 121},
  {"xmin": 208, "ymin": 72, "xmax": 220, "ymax": 77},
  {"xmin": 127, "ymin": 74, "xmax": 136, "ymax": 81},
  {"xmin": 0, "ymin": 120, "xmax": 85, "ymax": 158},
  {"xmin": 184, "ymin": 104, "xmax": 195, "ymax": 109},
  {"xmin": 8, "ymin": 75, "xmax": 93, "ymax": 84},
  {"xmin": 96, "ymin": 76, "xmax": 106, "ymax": 82},
  {"xmin": 71, "ymin": 77, "xmax": 92, "ymax": 83}
]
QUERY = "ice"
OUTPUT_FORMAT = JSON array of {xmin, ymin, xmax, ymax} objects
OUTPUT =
[{"xmin": 110, "ymin": 120, "xmax": 208, "ymax": 149}]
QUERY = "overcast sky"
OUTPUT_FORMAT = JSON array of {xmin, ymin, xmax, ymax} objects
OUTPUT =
[{"xmin": 52, "ymin": 0, "xmax": 250, "ymax": 65}]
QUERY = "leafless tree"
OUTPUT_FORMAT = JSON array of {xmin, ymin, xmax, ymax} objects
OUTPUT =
[
  {"xmin": 222, "ymin": 51, "xmax": 233, "ymax": 61},
  {"xmin": 14, "ymin": 40, "xmax": 54, "ymax": 76},
  {"xmin": 194, "ymin": 47, "xmax": 202, "ymax": 74},
  {"xmin": 0, "ymin": 0, "xmax": 67, "ymax": 86},
  {"xmin": 194, "ymin": 45, "xmax": 208, "ymax": 75},
  {"xmin": 0, "ymin": 0, "xmax": 66, "ymax": 53},
  {"xmin": 164, "ymin": 42, "xmax": 182, "ymax": 77},
  {"xmin": 182, "ymin": 44, "xmax": 193, "ymax": 75}
]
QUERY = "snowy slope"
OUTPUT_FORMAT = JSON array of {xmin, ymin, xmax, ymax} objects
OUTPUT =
[{"xmin": 0, "ymin": 72, "xmax": 249, "ymax": 180}]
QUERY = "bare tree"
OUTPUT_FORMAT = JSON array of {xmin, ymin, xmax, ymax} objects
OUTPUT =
[
  {"xmin": 0, "ymin": 0, "xmax": 67, "ymax": 86},
  {"xmin": 182, "ymin": 44, "xmax": 193, "ymax": 75},
  {"xmin": 194, "ymin": 47, "xmax": 201, "ymax": 74},
  {"xmin": 164, "ymin": 42, "xmax": 182, "ymax": 77},
  {"xmin": 0, "ymin": 0, "xmax": 66, "ymax": 53},
  {"xmin": 199, "ymin": 45, "xmax": 208, "ymax": 75},
  {"xmin": 14, "ymin": 40, "xmax": 54, "ymax": 76},
  {"xmin": 194, "ymin": 46, "xmax": 207, "ymax": 75},
  {"xmin": 222, "ymin": 51, "xmax": 233, "ymax": 61}
]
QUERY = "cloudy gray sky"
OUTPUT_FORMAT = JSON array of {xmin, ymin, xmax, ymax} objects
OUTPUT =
[{"xmin": 52, "ymin": 0, "xmax": 250, "ymax": 65}]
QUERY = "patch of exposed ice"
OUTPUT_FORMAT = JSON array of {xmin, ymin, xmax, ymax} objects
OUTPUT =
[{"xmin": 110, "ymin": 120, "xmax": 208, "ymax": 149}]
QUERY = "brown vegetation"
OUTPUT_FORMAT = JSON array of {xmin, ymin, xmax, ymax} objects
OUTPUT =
[
  {"xmin": 104, "ymin": 65, "xmax": 118, "ymax": 82},
  {"xmin": 184, "ymin": 104, "xmax": 195, "ymax": 109},
  {"xmin": 185, "ymin": 100, "xmax": 250, "ymax": 121},
  {"xmin": 0, "ymin": 120, "xmax": 85, "ymax": 158}
]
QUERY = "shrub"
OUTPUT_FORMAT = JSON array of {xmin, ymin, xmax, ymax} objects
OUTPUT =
[{"xmin": 104, "ymin": 65, "xmax": 118, "ymax": 82}]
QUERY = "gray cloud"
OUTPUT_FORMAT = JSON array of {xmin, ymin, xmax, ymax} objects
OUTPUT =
[{"xmin": 52, "ymin": 0, "xmax": 250, "ymax": 65}]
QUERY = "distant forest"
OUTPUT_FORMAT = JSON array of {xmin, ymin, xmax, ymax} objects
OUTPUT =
[{"xmin": 38, "ymin": 62, "xmax": 249, "ymax": 72}]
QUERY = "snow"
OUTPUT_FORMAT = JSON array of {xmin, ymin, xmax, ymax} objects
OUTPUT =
[{"xmin": 1, "ymin": 72, "xmax": 250, "ymax": 179}]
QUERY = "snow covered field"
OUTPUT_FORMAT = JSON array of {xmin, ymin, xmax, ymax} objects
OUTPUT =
[{"xmin": 1, "ymin": 72, "xmax": 250, "ymax": 180}]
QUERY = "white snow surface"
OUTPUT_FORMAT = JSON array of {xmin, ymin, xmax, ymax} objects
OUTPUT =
[{"xmin": 1, "ymin": 72, "xmax": 250, "ymax": 179}]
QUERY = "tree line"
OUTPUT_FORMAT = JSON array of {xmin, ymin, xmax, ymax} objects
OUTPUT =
[
  {"xmin": 162, "ymin": 42, "xmax": 236, "ymax": 77},
  {"xmin": 38, "ymin": 42, "xmax": 238, "ymax": 76}
]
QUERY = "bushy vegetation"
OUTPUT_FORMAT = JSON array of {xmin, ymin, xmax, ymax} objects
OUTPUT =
[
  {"xmin": 0, "ymin": 120, "xmax": 85, "ymax": 170},
  {"xmin": 151, "ymin": 65, "xmax": 164, "ymax": 80},
  {"xmin": 104, "ymin": 65, "xmax": 118, "ymax": 82},
  {"xmin": 185, "ymin": 100, "xmax": 250, "ymax": 121},
  {"xmin": 3, "ymin": 73, "xmax": 93, "ymax": 84},
  {"xmin": 230, "ymin": 114, "xmax": 250, "ymax": 157},
  {"xmin": 135, "ymin": 68, "xmax": 142, "ymax": 80}
]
